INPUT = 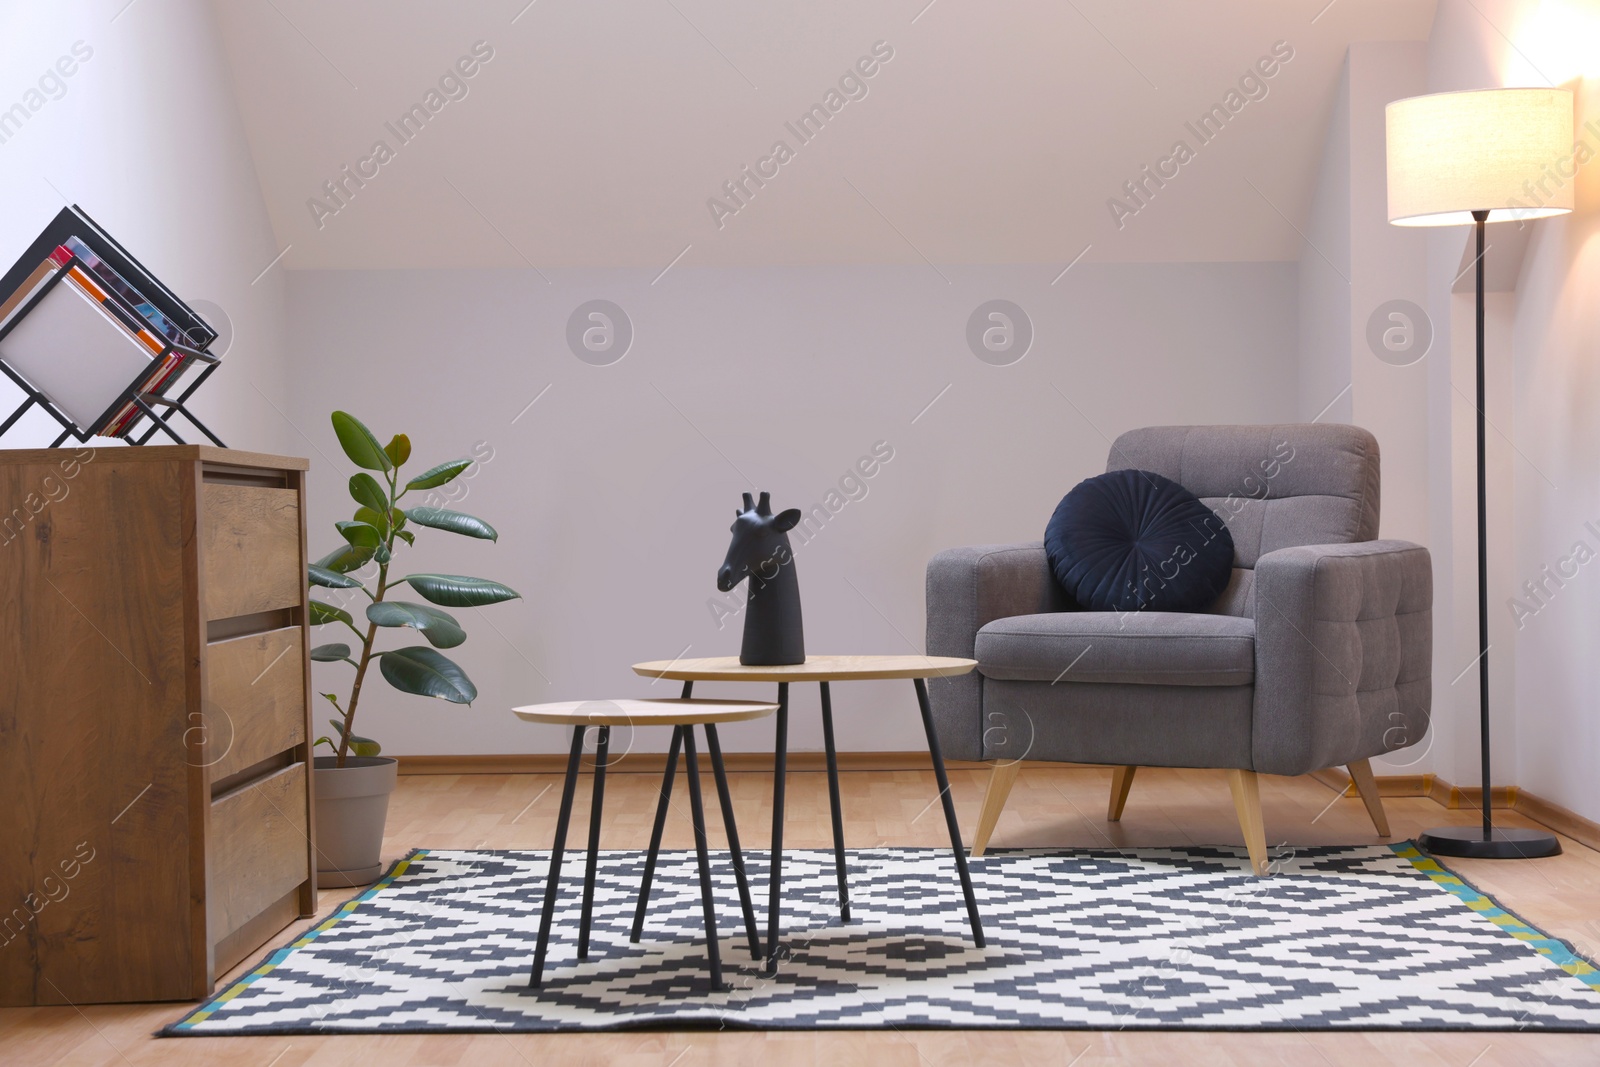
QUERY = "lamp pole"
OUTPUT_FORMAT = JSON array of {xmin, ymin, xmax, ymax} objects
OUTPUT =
[
  {"xmin": 1474, "ymin": 208, "xmax": 1492, "ymax": 842},
  {"xmin": 1416, "ymin": 209, "xmax": 1560, "ymax": 858}
]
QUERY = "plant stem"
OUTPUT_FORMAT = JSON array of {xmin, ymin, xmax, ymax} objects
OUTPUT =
[
  {"xmin": 338, "ymin": 562, "xmax": 388, "ymax": 767},
  {"xmin": 334, "ymin": 459, "xmax": 405, "ymax": 768}
]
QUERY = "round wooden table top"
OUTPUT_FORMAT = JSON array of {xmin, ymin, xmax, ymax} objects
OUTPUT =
[
  {"xmin": 512, "ymin": 697, "xmax": 779, "ymax": 727},
  {"xmin": 631, "ymin": 654, "xmax": 979, "ymax": 683}
]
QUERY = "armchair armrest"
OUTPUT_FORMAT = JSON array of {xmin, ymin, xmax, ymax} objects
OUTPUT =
[
  {"xmin": 926, "ymin": 542, "xmax": 1067, "ymax": 659},
  {"xmin": 924, "ymin": 543, "xmax": 1070, "ymax": 760},
  {"xmin": 1252, "ymin": 539, "xmax": 1432, "ymax": 776}
]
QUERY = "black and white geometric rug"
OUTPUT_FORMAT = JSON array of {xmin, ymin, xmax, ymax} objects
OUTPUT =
[{"xmin": 165, "ymin": 844, "xmax": 1600, "ymax": 1034}]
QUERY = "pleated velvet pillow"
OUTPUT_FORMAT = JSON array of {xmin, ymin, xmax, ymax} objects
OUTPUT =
[{"xmin": 1044, "ymin": 469, "xmax": 1234, "ymax": 613}]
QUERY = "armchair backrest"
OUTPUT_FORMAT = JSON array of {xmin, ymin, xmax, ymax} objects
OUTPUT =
[{"xmin": 1105, "ymin": 424, "xmax": 1380, "ymax": 617}]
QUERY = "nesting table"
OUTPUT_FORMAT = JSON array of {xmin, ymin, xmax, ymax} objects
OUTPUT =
[
  {"xmin": 511, "ymin": 697, "xmax": 778, "ymax": 990},
  {"xmin": 630, "ymin": 655, "xmax": 984, "ymax": 974}
]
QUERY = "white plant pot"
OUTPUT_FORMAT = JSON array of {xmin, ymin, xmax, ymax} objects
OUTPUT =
[{"xmin": 313, "ymin": 755, "xmax": 398, "ymax": 888}]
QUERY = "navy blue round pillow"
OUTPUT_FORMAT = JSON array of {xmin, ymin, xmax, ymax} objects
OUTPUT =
[{"xmin": 1044, "ymin": 469, "xmax": 1234, "ymax": 613}]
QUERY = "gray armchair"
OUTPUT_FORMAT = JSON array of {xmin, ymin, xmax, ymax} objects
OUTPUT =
[{"xmin": 924, "ymin": 424, "xmax": 1432, "ymax": 874}]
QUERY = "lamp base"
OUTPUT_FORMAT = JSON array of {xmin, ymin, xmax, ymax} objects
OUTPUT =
[{"xmin": 1417, "ymin": 825, "xmax": 1562, "ymax": 859}]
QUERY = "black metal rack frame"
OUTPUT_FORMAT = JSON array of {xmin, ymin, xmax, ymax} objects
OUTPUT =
[{"xmin": 0, "ymin": 253, "xmax": 225, "ymax": 448}]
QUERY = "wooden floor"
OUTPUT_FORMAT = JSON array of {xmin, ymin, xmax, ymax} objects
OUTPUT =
[{"xmin": 6, "ymin": 764, "xmax": 1600, "ymax": 1065}]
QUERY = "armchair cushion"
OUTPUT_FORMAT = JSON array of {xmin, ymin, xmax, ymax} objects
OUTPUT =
[
  {"xmin": 976, "ymin": 611, "xmax": 1255, "ymax": 686},
  {"xmin": 1044, "ymin": 468, "xmax": 1235, "ymax": 612}
]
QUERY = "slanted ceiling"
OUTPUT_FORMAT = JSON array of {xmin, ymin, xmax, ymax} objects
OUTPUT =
[{"xmin": 210, "ymin": 0, "xmax": 1436, "ymax": 268}]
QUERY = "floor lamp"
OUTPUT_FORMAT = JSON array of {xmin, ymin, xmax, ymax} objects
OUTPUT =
[{"xmin": 1385, "ymin": 87, "xmax": 1573, "ymax": 859}]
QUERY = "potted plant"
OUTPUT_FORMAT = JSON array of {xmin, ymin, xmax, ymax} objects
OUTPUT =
[{"xmin": 306, "ymin": 411, "xmax": 519, "ymax": 886}]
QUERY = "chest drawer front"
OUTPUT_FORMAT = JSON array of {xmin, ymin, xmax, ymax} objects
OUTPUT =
[
  {"xmin": 201, "ymin": 484, "xmax": 303, "ymax": 621},
  {"xmin": 203, "ymin": 627, "xmax": 307, "ymax": 782},
  {"xmin": 207, "ymin": 762, "xmax": 309, "ymax": 941}
]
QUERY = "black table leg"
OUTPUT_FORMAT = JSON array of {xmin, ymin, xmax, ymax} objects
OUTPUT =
[
  {"xmin": 681, "ymin": 726, "xmax": 726, "ymax": 990},
  {"xmin": 819, "ymin": 681, "xmax": 851, "ymax": 923},
  {"xmin": 705, "ymin": 722, "xmax": 761, "ymax": 958},
  {"xmin": 630, "ymin": 724, "xmax": 682, "ymax": 942},
  {"xmin": 765, "ymin": 682, "xmax": 789, "ymax": 975},
  {"xmin": 530, "ymin": 725, "xmax": 587, "ymax": 988},
  {"xmin": 912, "ymin": 677, "xmax": 985, "ymax": 949},
  {"xmin": 577, "ymin": 724, "xmax": 610, "ymax": 959}
]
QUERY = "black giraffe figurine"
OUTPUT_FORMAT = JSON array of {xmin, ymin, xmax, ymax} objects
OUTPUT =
[{"xmin": 717, "ymin": 491, "xmax": 805, "ymax": 665}]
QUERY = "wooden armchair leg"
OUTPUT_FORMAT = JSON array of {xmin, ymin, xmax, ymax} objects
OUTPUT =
[
  {"xmin": 1347, "ymin": 758, "xmax": 1391, "ymax": 837},
  {"xmin": 970, "ymin": 760, "xmax": 1021, "ymax": 858},
  {"xmin": 1226, "ymin": 769, "xmax": 1270, "ymax": 876},
  {"xmin": 1107, "ymin": 765, "xmax": 1137, "ymax": 821}
]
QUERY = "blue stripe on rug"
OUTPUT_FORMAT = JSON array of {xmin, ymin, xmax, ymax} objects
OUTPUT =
[
  {"xmin": 1388, "ymin": 842, "xmax": 1600, "ymax": 989},
  {"xmin": 171, "ymin": 850, "xmax": 430, "ymax": 1030}
]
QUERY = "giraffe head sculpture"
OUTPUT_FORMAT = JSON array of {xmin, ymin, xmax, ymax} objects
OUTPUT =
[{"xmin": 718, "ymin": 491, "xmax": 805, "ymax": 665}]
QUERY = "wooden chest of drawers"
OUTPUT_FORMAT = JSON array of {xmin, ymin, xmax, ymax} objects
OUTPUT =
[{"xmin": 0, "ymin": 446, "xmax": 316, "ymax": 1005}]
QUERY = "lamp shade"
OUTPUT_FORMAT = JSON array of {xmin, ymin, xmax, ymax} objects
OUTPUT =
[{"xmin": 1386, "ymin": 87, "xmax": 1574, "ymax": 226}]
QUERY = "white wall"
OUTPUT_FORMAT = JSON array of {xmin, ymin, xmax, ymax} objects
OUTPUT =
[
  {"xmin": 1296, "ymin": 41, "xmax": 1437, "ymax": 775},
  {"xmin": 1503, "ymin": 55, "xmax": 1600, "ymax": 821},
  {"xmin": 1295, "ymin": 42, "xmax": 1431, "ymax": 543},
  {"xmin": 285, "ymin": 262, "xmax": 1297, "ymax": 756},
  {"xmin": 1346, "ymin": 43, "xmax": 1432, "ymax": 549},
  {"xmin": 1297, "ymin": 60, "xmax": 1353, "ymax": 426},
  {"xmin": 206, "ymin": 1, "xmax": 1437, "ymax": 270},
  {"xmin": 0, "ymin": 0, "xmax": 290, "ymax": 453},
  {"xmin": 1511, "ymin": 175, "xmax": 1600, "ymax": 819}
]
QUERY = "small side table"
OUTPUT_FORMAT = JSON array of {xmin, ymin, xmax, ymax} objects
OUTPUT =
[
  {"xmin": 511, "ymin": 697, "xmax": 777, "ymax": 991},
  {"xmin": 631, "ymin": 656, "xmax": 983, "ymax": 976}
]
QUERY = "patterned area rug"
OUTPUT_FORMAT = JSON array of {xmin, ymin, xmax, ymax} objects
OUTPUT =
[{"xmin": 165, "ymin": 844, "xmax": 1600, "ymax": 1034}]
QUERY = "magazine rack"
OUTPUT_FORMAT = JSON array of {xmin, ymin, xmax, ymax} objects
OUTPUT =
[
  {"xmin": 0, "ymin": 204, "xmax": 227, "ymax": 449},
  {"xmin": 0, "ymin": 258, "xmax": 225, "ymax": 448}
]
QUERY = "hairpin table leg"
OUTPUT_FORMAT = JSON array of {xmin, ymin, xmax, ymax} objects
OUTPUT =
[
  {"xmin": 913, "ymin": 677, "xmax": 985, "ymax": 948},
  {"xmin": 576, "ymin": 724, "xmax": 610, "ymax": 958},
  {"xmin": 705, "ymin": 722, "xmax": 760, "ymax": 958},
  {"xmin": 819, "ymin": 681, "xmax": 851, "ymax": 923},
  {"xmin": 682, "ymin": 726, "xmax": 726, "ymax": 991},
  {"xmin": 630, "ymin": 724, "xmax": 682, "ymax": 942},
  {"xmin": 764, "ymin": 682, "xmax": 789, "ymax": 976},
  {"xmin": 530, "ymin": 725, "xmax": 587, "ymax": 988}
]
